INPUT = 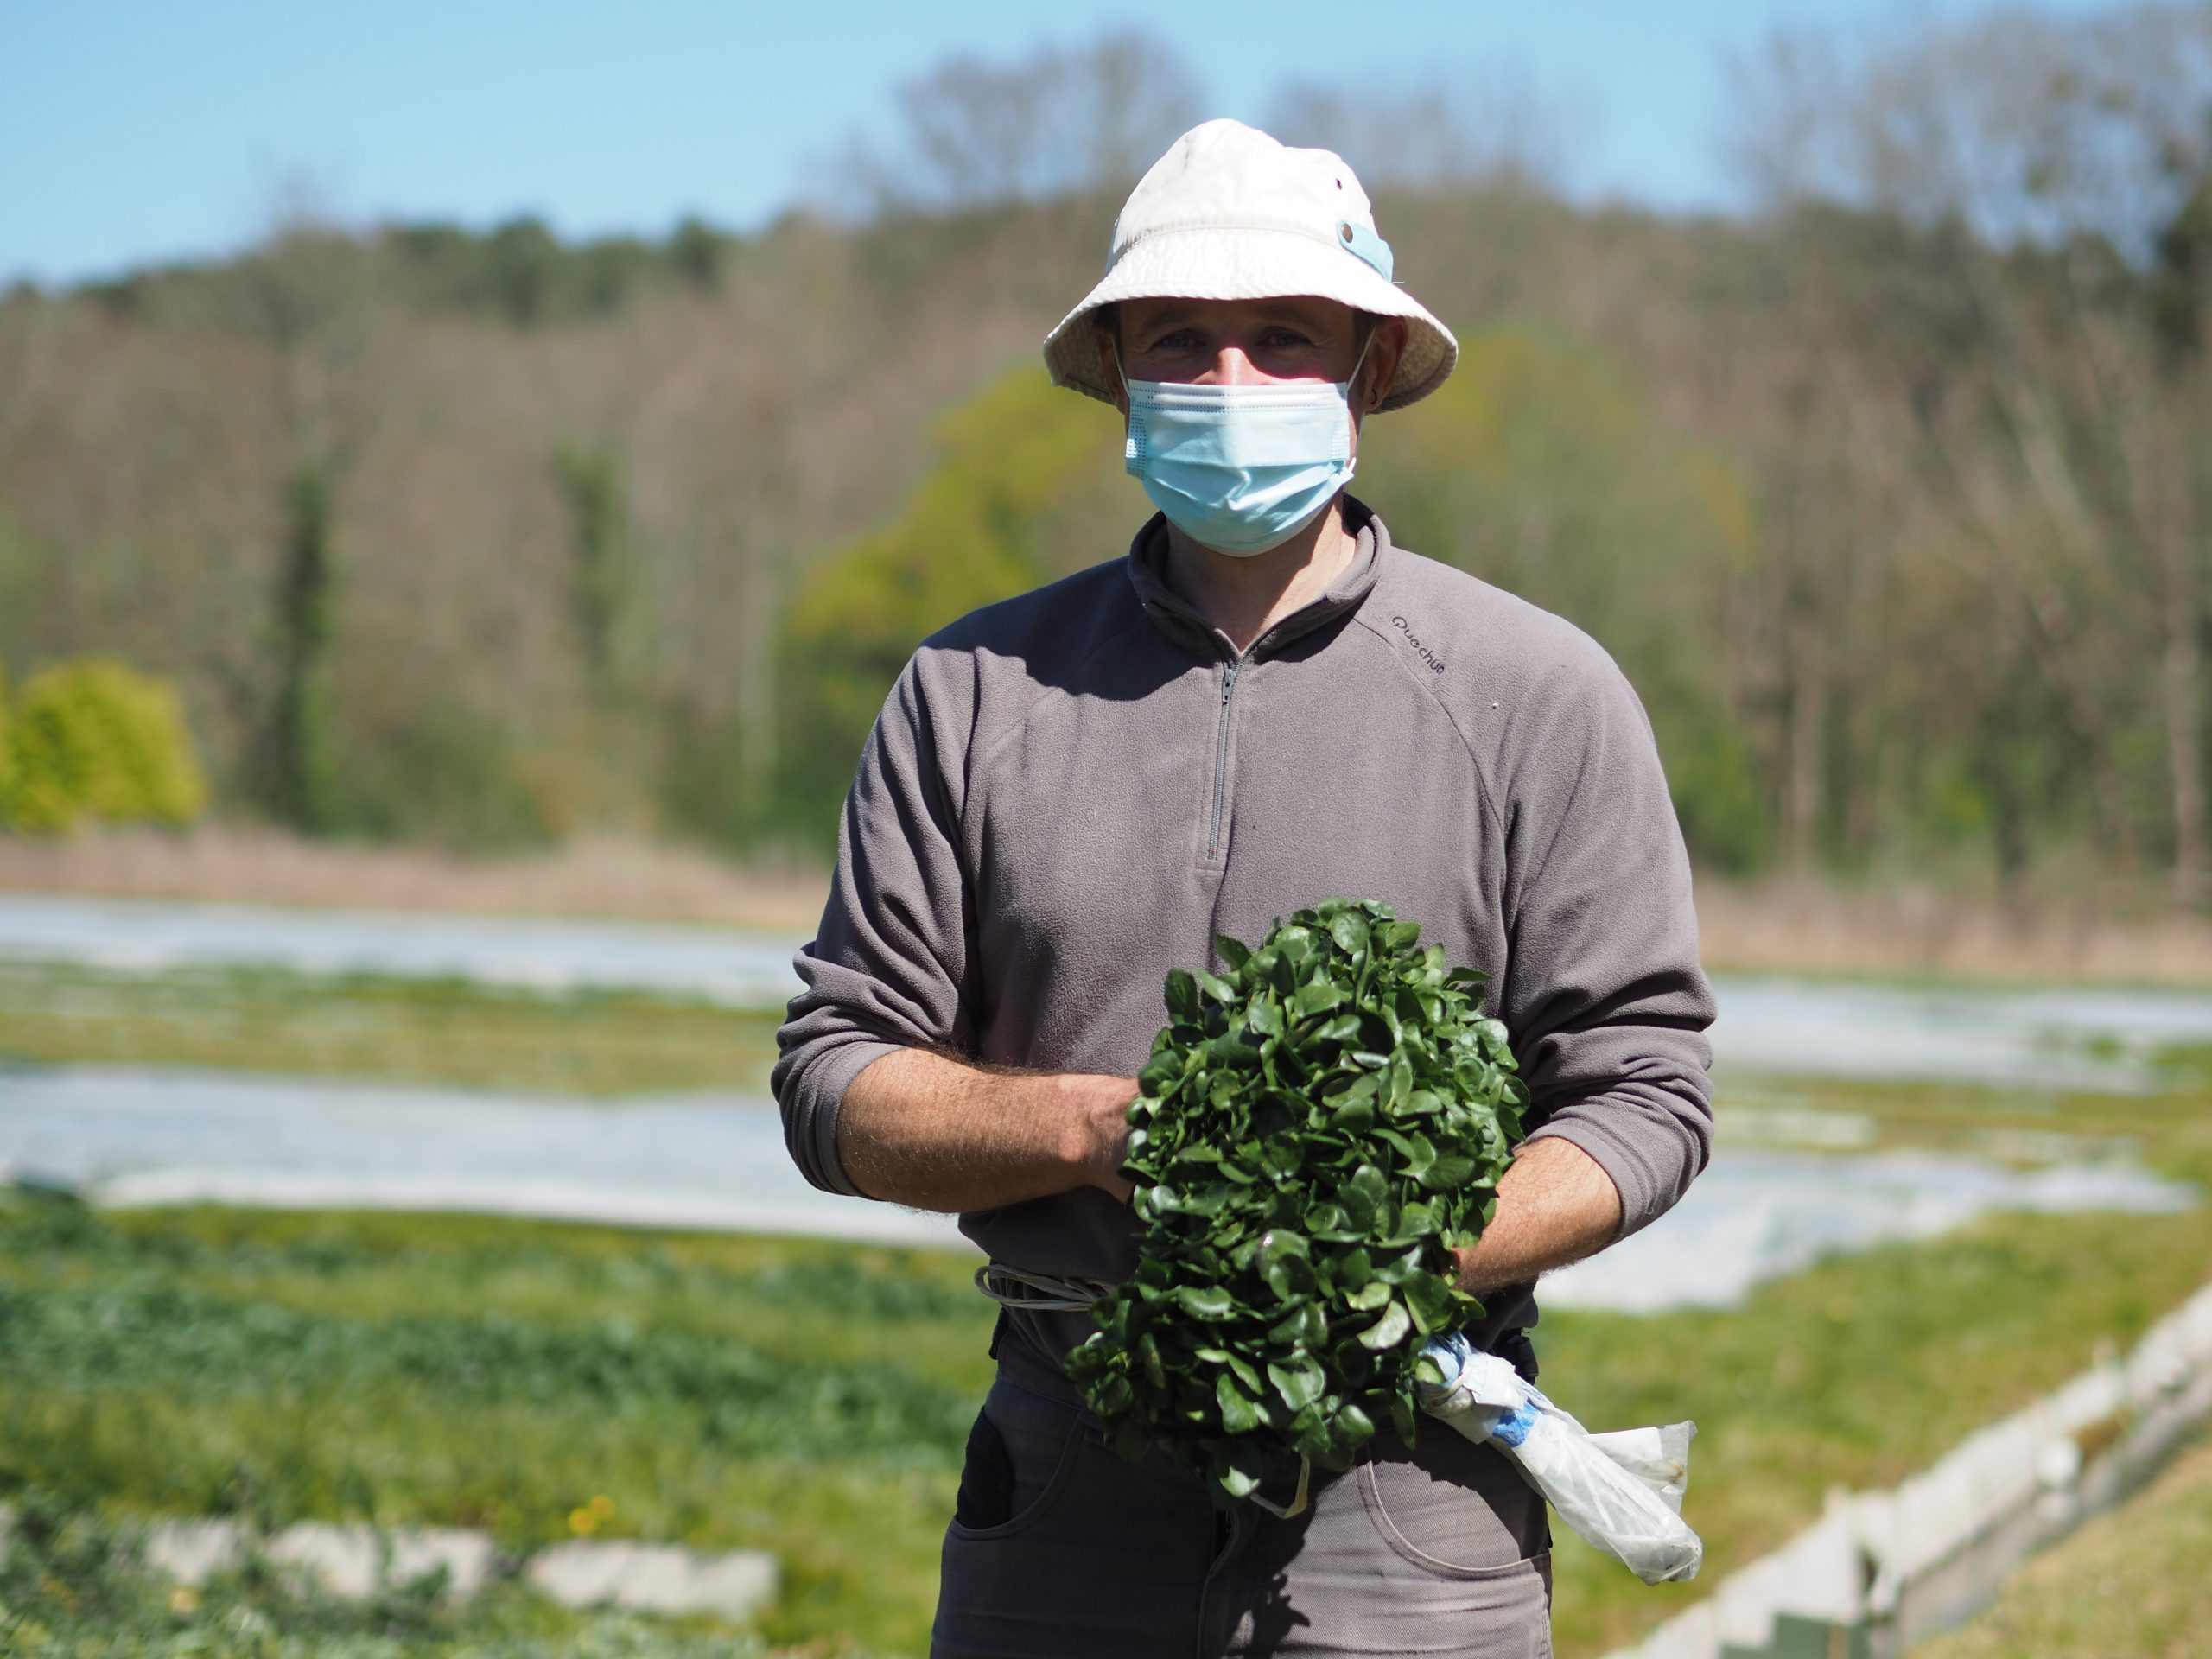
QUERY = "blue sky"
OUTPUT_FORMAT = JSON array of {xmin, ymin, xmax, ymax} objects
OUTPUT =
[{"xmin": 0, "ymin": 0, "xmax": 2141, "ymax": 285}]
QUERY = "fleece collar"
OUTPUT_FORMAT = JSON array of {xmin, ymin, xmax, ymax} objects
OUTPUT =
[{"xmin": 1124, "ymin": 494, "xmax": 1390, "ymax": 661}]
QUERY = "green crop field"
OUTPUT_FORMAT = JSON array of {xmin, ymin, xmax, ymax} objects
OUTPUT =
[
  {"xmin": 0, "ymin": 962, "xmax": 784, "ymax": 1096},
  {"xmin": 2, "ymin": 968, "xmax": 2209, "ymax": 1656}
]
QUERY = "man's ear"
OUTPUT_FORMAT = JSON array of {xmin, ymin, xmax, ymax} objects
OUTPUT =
[{"xmin": 1357, "ymin": 317, "xmax": 1408, "ymax": 415}]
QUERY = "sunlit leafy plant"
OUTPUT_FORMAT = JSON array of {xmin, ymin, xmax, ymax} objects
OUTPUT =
[{"xmin": 1067, "ymin": 899, "xmax": 1527, "ymax": 1508}]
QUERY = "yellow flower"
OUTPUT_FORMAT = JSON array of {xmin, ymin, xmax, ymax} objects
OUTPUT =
[
  {"xmin": 569, "ymin": 1507, "xmax": 599, "ymax": 1535},
  {"xmin": 168, "ymin": 1585, "xmax": 201, "ymax": 1617},
  {"xmin": 588, "ymin": 1495, "xmax": 615, "ymax": 1519}
]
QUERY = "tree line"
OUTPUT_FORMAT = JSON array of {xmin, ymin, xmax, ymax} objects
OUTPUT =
[{"xmin": 0, "ymin": 7, "xmax": 2208, "ymax": 909}]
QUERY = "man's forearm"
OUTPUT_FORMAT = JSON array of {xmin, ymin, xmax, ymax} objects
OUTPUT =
[
  {"xmin": 836, "ymin": 1046, "xmax": 1138, "ymax": 1213},
  {"xmin": 1450, "ymin": 1135, "xmax": 1622, "ymax": 1294}
]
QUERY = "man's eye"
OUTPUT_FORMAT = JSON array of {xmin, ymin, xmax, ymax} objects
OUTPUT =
[
  {"xmin": 1148, "ymin": 332, "xmax": 1201, "ymax": 352},
  {"xmin": 1260, "ymin": 330, "xmax": 1314, "ymax": 349}
]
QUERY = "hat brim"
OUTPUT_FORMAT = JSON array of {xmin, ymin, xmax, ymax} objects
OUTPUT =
[{"xmin": 1041, "ymin": 226, "xmax": 1459, "ymax": 414}]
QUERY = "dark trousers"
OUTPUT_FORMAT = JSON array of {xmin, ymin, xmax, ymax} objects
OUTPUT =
[{"xmin": 931, "ymin": 1329, "xmax": 1553, "ymax": 1658}]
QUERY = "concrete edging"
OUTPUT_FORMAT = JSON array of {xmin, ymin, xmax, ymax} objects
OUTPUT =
[
  {"xmin": 1606, "ymin": 1279, "xmax": 2212, "ymax": 1659},
  {"xmin": 0, "ymin": 1511, "xmax": 778, "ymax": 1623}
]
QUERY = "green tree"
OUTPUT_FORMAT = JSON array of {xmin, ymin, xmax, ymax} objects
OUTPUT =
[
  {"xmin": 266, "ymin": 461, "xmax": 341, "ymax": 833},
  {"xmin": 1363, "ymin": 329, "xmax": 1773, "ymax": 871},
  {"xmin": 556, "ymin": 443, "xmax": 629, "ymax": 691},
  {"xmin": 485, "ymin": 216, "xmax": 563, "ymax": 326},
  {"xmin": 669, "ymin": 216, "xmax": 725, "ymax": 292}
]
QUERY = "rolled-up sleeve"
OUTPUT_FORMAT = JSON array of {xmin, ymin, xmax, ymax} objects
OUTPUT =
[
  {"xmin": 1496, "ymin": 635, "xmax": 1716, "ymax": 1240},
  {"xmin": 771, "ymin": 649, "xmax": 975, "ymax": 1197}
]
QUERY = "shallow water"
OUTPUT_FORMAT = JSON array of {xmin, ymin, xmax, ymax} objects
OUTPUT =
[
  {"xmin": 0, "ymin": 893, "xmax": 800, "ymax": 1007},
  {"xmin": 3, "ymin": 1063, "xmax": 2193, "ymax": 1313},
  {"xmin": 1705, "ymin": 976, "xmax": 2212, "ymax": 1092},
  {"xmin": 1540, "ymin": 1146, "xmax": 2195, "ymax": 1313},
  {"xmin": 8, "ymin": 893, "xmax": 2212, "ymax": 1089},
  {"xmin": 3, "ymin": 892, "xmax": 2204, "ymax": 1312},
  {"xmin": 0, "ymin": 1063, "xmax": 963, "ymax": 1249}
]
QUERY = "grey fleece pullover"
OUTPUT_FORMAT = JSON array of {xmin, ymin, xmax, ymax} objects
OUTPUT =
[{"xmin": 772, "ymin": 499, "xmax": 1716, "ymax": 1364}]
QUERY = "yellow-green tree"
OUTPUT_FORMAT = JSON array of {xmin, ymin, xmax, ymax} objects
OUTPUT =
[
  {"xmin": 1, "ymin": 659, "xmax": 209, "ymax": 835},
  {"xmin": 0, "ymin": 665, "xmax": 12, "ymax": 809},
  {"xmin": 770, "ymin": 369, "xmax": 1139, "ymax": 838}
]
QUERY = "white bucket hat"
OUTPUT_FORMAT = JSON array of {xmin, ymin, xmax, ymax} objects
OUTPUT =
[{"xmin": 1043, "ymin": 118, "xmax": 1459, "ymax": 413}]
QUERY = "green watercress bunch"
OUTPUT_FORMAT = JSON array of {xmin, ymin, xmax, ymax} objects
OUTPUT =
[{"xmin": 1065, "ymin": 899, "xmax": 1528, "ymax": 1509}]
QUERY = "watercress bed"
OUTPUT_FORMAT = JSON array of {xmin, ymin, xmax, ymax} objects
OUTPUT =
[{"xmin": 1066, "ymin": 899, "xmax": 1527, "ymax": 1509}]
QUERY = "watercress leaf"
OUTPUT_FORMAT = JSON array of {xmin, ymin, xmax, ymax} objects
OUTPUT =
[
  {"xmin": 1165, "ymin": 968, "xmax": 1198, "ymax": 1022},
  {"xmin": 1294, "ymin": 980, "xmax": 1346, "ymax": 1017},
  {"xmin": 1217, "ymin": 1372, "xmax": 1262, "ymax": 1434},
  {"xmin": 1372, "ymin": 1244, "xmax": 1429, "ymax": 1287},
  {"xmin": 1268, "ymin": 1358, "xmax": 1325, "ymax": 1413},
  {"xmin": 1356, "ymin": 1299, "xmax": 1411, "ymax": 1351},
  {"xmin": 1395, "ymin": 1199, "xmax": 1437, "ymax": 1237},
  {"xmin": 1401, "ymin": 1267, "xmax": 1459, "ymax": 1336},
  {"xmin": 1391, "ymin": 1393, "xmax": 1419, "ymax": 1446},
  {"xmin": 1332, "ymin": 1401, "xmax": 1376, "ymax": 1449},
  {"xmin": 1263, "ymin": 1252, "xmax": 1319, "ymax": 1303},
  {"xmin": 1175, "ymin": 1285, "xmax": 1235, "ymax": 1320},
  {"xmin": 1419, "ymin": 1155, "xmax": 1481, "ymax": 1192},
  {"xmin": 1195, "ymin": 969, "xmax": 1239, "ymax": 1003}
]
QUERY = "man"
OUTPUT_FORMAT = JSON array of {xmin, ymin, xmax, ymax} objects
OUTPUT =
[{"xmin": 775, "ymin": 118, "xmax": 1715, "ymax": 1658}]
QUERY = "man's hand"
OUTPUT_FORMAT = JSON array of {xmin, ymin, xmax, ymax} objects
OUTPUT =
[
  {"xmin": 1450, "ymin": 1135, "xmax": 1623, "ymax": 1294},
  {"xmin": 838, "ymin": 1047, "xmax": 1138, "ymax": 1213}
]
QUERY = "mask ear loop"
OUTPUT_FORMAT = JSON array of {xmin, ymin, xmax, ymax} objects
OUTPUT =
[
  {"xmin": 1113, "ymin": 345, "xmax": 1146, "ymax": 469},
  {"xmin": 1345, "ymin": 322, "xmax": 1379, "ymax": 415},
  {"xmin": 1338, "ymin": 322, "xmax": 1380, "ymax": 471}
]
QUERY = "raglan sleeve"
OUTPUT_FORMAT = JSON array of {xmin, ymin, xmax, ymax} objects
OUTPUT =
[
  {"xmin": 1495, "ymin": 631, "xmax": 1717, "ymax": 1240},
  {"xmin": 770, "ymin": 645, "xmax": 976, "ymax": 1198}
]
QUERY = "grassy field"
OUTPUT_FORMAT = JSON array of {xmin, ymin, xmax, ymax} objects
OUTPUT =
[
  {"xmin": 1544, "ymin": 1076, "xmax": 2212, "ymax": 1656},
  {"xmin": 0, "ymin": 1496, "xmax": 801, "ymax": 1659},
  {"xmin": 0, "ymin": 962, "xmax": 784, "ymax": 1096},
  {"xmin": 0, "ymin": 1197, "xmax": 994, "ymax": 1656},
  {"xmin": 1910, "ymin": 1433, "xmax": 2212, "ymax": 1658},
  {"xmin": 3, "ymin": 966, "xmax": 2210, "ymax": 1656}
]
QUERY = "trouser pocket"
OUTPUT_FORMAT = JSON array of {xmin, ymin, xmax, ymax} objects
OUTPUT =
[
  {"xmin": 932, "ymin": 1369, "xmax": 1220, "ymax": 1657},
  {"xmin": 1359, "ymin": 1431, "xmax": 1552, "ymax": 1578},
  {"xmin": 945, "ymin": 1374, "xmax": 1084, "ymax": 1541}
]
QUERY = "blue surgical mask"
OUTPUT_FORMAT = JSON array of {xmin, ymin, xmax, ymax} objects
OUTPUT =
[{"xmin": 1121, "ymin": 344, "xmax": 1369, "ymax": 557}]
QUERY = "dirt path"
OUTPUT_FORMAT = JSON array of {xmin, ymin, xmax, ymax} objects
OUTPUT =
[{"xmin": 0, "ymin": 829, "xmax": 829, "ymax": 931}]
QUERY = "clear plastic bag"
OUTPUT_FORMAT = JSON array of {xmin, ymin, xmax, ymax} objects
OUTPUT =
[{"xmin": 1417, "ymin": 1332, "xmax": 1703, "ymax": 1585}]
